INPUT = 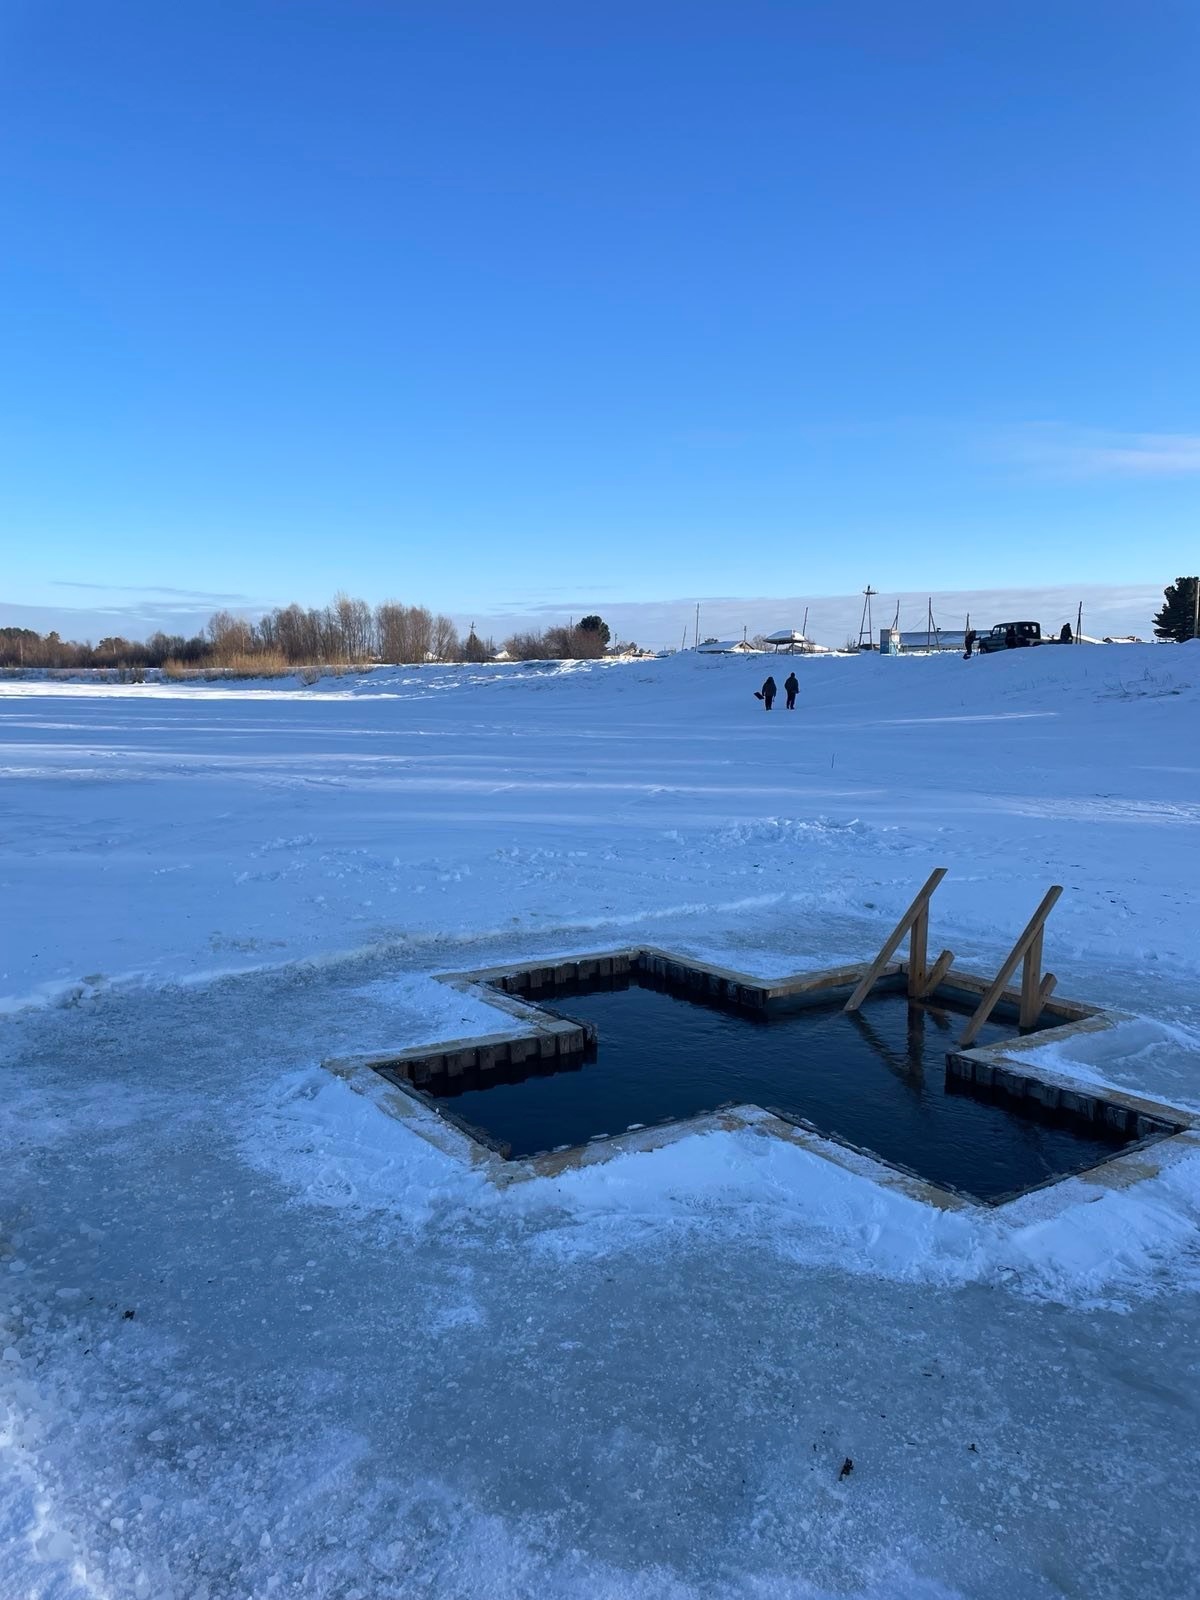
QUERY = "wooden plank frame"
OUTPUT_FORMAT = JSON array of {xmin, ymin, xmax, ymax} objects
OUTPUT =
[{"xmin": 324, "ymin": 934, "xmax": 1200, "ymax": 1217}]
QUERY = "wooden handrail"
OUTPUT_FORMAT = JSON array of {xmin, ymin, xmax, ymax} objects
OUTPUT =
[
  {"xmin": 959, "ymin": 885, "xmax": 1063, "ymax": 1047},
  {"xmin": 844, "ymin": 868, "xmax": 950, "ymax": 1012}
]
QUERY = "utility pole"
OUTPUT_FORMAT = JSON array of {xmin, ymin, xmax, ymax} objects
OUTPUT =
[
  {"xmin": 1193, "ymin": 577, "xmax": 1199, "ymax": 640},
  {"xmin": 695, "ymin": 603, "xmax": 700, "ymax": 650},
  {"xmin": 1076, "ymin": 600, "xmax": 1083, "ymax": 643}
]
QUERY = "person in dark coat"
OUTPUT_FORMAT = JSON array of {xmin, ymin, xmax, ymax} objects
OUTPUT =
[
  {"xmin": 784, "ymin": 671, "xmax": 799, "ymax": 710},
  {"xmin": 1004, "ymin": 625, "xmax": 1017, "ymax": 650},
  {"xmin": 758, "ymin": 675, "xmax": 777, "ymax": 711},
  {"xmin": 1059, "ymin": 622, "xmax": 1073, "ymax": 644},
  {"xmin": 963, "ymin": 628, "xmax": 976, "ymax": 660}
]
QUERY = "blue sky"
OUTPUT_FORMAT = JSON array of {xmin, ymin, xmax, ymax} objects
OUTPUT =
[{"xmin": 2, "ymin": 0, "xmax": 1197, "ymax": 645}]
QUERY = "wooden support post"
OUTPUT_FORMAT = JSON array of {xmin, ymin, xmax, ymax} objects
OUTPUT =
[
  {"xmin": 960, "ymin": 886, "xmax": 1063, "ymax": 1047},
  {"xmin": 918, "ymin": 948, "xmax": 955, "ymax": 998},
  {"xmin": 908, "ymin": 903, "xmax": 928, "ymax": 997},
  {"xmin": 845, "ymin": 868, "xmax": 948, "ymax": 1012},
  {"xmin": 1019, "ymin": 928, "xmax": 1044, "ymax": 1029}
]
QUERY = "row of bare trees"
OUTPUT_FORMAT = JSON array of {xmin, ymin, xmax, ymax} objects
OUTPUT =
[
  {"xmin": 0, "ymin": 627, "xmax": 210, "ymax": 670},
  {"xmin": 2, "ymin": 597, "xmax": 624, "ymax": 671},
  {"xmin": 503, "ymin": 619, "xmax": 612, "ymax": 660},
  {"xmin": 206, "ymin": 596, "xmax": 471, "ymax": 666}
]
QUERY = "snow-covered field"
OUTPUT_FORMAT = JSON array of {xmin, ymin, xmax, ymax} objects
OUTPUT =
[{"xmin": 2, "ymin": 645, "xmax": 1200, "ymax": 1598}]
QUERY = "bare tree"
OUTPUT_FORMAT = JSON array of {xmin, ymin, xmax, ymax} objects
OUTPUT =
[
  {"xmin": 270, "ymin": 604, "xmax": 313, "ymax": 662},
  {"xmin": 534, "ymin": 624, "xmax": 607, "ymax": 660},
  {"xmin": 376, "ymin": 602, "xmax": 437, "ymax": 662},
  {"xmin": 431, "ymin": 614, "xmax": 460, "ymax": 661},
  {"xmin": 332, "ymin": 593, "xmax": 375, "ymax": 661},
  {"xmin": 569, "ymin": 625, "xmax": 606, "ymax": 660},
  {"xmin": 503, "ymin": 629, "xmax": 548, "ymax": 661},
  {"xmin": 406, "ymin": 605, "xmax": 434, "ymax": 662},
  {"xmin": 502, "ymin": 620, "xmax": 613, "ymax": 660},
  {"xmin": 207, "ymin": 610, "xmax": 256, "ymax": 663},
  {"xmin": 375, "ymin": 602, "xmax": 405, "ymax": 662}
]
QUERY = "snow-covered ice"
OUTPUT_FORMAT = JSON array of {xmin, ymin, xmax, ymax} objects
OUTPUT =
[{"xmin": 2, "ymin": 646, "xmax": 1200, "ymax": 1597}]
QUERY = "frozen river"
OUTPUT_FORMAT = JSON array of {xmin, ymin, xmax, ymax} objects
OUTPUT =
[{"xmin": 3, "ymin": 648, "xmax": 1200, "ymax": 1597}]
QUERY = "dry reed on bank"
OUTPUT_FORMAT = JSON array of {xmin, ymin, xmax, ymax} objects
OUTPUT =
[{"xmin": 163, "ymin": 651, "xmax": 293, "ymax": 680}]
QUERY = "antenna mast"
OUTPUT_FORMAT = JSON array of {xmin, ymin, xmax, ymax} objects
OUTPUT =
[{"xmin": 857, "ymin": 586, "xmax": 877, "ymax": 649}]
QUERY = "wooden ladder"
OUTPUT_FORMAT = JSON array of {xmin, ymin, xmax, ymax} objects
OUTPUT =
[
  {"xmin": 844, "ymin": 868, "xmax": 953, "ymax": 1012},
  {"xmin": 959, "ymin": 885, "xmax": 1062, "ymax": 1046}
]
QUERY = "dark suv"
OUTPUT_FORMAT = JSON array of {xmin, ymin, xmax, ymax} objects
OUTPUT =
[{"xmin": 977, "ymin": 620, "xmax": 1042, "ymax": 654}]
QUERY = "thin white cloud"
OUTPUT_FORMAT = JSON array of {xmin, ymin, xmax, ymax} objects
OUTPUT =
[
  {"xmin": 1004, "ymin": 424, "xmax": 1200, "ymax": 479},
  {"xmin": 0, "ymin": 599, "xmax": 256, "ymax": 643},
  {"xmin": 50, "ymin": 581, "xmax": 259, "ymax": 602}
]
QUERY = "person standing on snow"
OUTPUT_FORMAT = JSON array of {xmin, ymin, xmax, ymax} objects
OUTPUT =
[
  {"xmin": 755, "ymin": 675, "xmax": 777, "ymax": 711},
  {"xmin": 784, "ymin": 671, "xmax": 799, "ymax": 710},
  {"xmin": 963, "ymin": 628, "xmax": 976, "ymax": 659}
]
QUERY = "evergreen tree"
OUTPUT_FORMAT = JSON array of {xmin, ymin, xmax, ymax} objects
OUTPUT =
[
  {"xmin": 461, "ymin": 627, "xmax": 491, "ymax": 663},
  {"xmin": 578, "ymin": 614, "xmax": 611, "ymax": 647},
  {"xmin": 1153, "ymin": 577, "xmax": 1200, "ymax": 642}
]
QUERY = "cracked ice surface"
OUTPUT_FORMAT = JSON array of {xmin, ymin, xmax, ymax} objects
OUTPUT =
[{"xmin": 2, "ymin": 648, "xmax": 1200, "ymax": 1597}]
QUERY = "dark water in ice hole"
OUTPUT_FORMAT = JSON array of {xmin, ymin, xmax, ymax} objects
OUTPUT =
[{"xmin": 427, "ymin": 984, "xmax": 1135, "ymax": 1202}]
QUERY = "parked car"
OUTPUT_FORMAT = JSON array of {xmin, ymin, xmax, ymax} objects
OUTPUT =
[{"xmin": 977, "ymin": 621, "xmax": 1042, "ymax": 654}]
